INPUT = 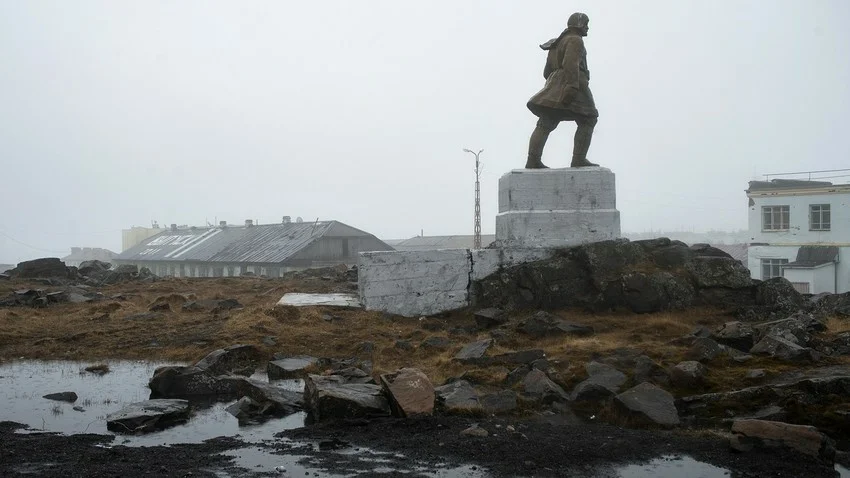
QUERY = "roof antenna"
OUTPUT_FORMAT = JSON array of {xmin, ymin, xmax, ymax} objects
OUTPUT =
[{"xmin": 312, "ymin": 217, "xmax": 320, "ymax": 235}]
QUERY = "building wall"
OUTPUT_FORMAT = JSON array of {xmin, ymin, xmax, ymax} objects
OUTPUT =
[
  {"xmin": 747, "ymin": 191, "xmax": 850, "ymax": 245},
  {"xmin": 784, "ymin": 264, "xmax": 836, "ymax": 294},
  {"xmin": 122, "ymin": 227, "xmax": 166, "ymax": 252},
  {"xmin": 748, "ymin": 245, "xmax": 849, "ymax": 293}
]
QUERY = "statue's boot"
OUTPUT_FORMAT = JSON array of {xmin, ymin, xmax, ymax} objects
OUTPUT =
[
  {"xmin": 525, "ymin": 122, "xmax": 552, "ymax": 169},
  {"xmin": 570, "ymin": 117, "xmax": 598, "ymax": 168}
]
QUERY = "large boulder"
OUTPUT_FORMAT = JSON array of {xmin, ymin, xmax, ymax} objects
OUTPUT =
[
  {"xmin": 686, "ymin": 256, "xmax": 753, "ymax": 289},
  {"xmin": 380, "ymin": 368, "xmax": 435, "ymax": 417},
  {"xmin": 686, "ymin": 338, "xmax": 722, "ymax": 362},
  {"xmin": 10, "ymin": 258, "xmax": 69, "ymax": 279},
  {"xmin": 267, "ymin": 355, "xmax": 319, "ymax": 380},
  {"xmin": 755, "ymin": 278, "xmax": 805, "ymax": 312},
  {"xmin": 473, "ymin": 308, "xmax": 507, "ymax": 329},
  {"xmin": 304, "ymin": 374, "xmax": 390, "ymax": 421},
  {"xmin": 195, "ymin": 344, "xmax": 260, "ymax": 376},
  {"xmin": 621, "ymin": 272, "xmax": 696, "ymax": 314},
  {"xmin": 730, "ymin": 419, "xmax": 835, "ymax": 463},
  {"xmin": 571, "ymin": 362, "xmax": 627, "ymax": 402},
  {"xmin": 149, "ymin": 366, "xmax": 244, "ymax": 397},
  {"xmin": 522, "ymin": 369, "xmax": 568, "ymax": 403},
  {"xmin": 237, "ymin": 377, "xmax": 303, "ymax": 415},
  {"xmin": 614, "ymin": 383, "xmax": 680, "ymax": 427},
  {"xmin": 434, "ymin": 380, "xmax": 482, "ymax": 415},
  {"xmin": 106, "ymin": 399, "xmax": 190, "ymax": 433}
]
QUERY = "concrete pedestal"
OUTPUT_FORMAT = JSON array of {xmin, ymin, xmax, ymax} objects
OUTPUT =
[{"xmin": 495, "ymin": 167, "xmax": 620, "ymax": 248}]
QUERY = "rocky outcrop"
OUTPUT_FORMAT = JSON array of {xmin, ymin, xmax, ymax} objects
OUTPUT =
[
  {"xmin": 106, "ymin": 399, "xmax": 190, "ymax": 433},
  {"xmin": 730, "ymin": 419, "xmax": 836, "ymax": 463},
  {"xmin": 149, "ymin": 345, "xmax": 261, "ymax": 397},
  {"xmin": 472, "ymin": 238, "xmax": 757, "ymax": 313},
  {"xmin": 8, "ymin": 258, "xmax": 70, "ymax": 279},
  {"xmin": 195, "ymin": 344, "xmax": 260, "ymax": 376},
  {"xmin": 711, "ymin": 321, "xmax": 754, "ymax": 351}
]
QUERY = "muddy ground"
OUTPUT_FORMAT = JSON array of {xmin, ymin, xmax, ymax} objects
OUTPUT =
[
  {"xmin": 1, "ymin": 416, "xmax": 845, "ymax": 477},
  {"xmin": 1, "ymin": 274, "xmax": 849, "ymax": 476}
]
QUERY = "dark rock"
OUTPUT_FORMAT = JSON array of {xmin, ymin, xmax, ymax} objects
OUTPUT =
[
  {"xmin": 614, "ymin": 383, "xmax": 680, "ymax": 427},
  {"xmin": 194, "ymin": 344, "xmax": 260, "ymax": 376},
  {"xmin": 380, "ymin": 368, "xmax": 435, "ymax": 417},
  {"xmin": 571, "ymin": 362, "xmax": 627, "ymax": 402},
  {"xmin": 420, "ymin": 336, "xmax": 451, "ymax": 350},
  {"xmin": 149, "ymin": 366, "xmax": 243, "ymax": 397},
  {"xmin": 46, "ymin": 291, "xmax": 68, "ymax": 304},
  {"xmin": 454, "ymin": 339, "xmax": 493, "ymax": 362},
  {"xmin": 434, "ymin": 380, "xmax": 481, "ymax": 415},
  {"xmin": 622, "ymin": 272, "xmax": 695, "ymax": 313},
  {"xmin": 753, "ymin": 315, "xmax": 819, "ymax": 347},
  {"xmin": 691, "ymin": 326, "xmax": 713, "ymax": 338},
  {"xmin": 730, "ymin": 419, "xmax": 836, "ymax": 463},
  {"xmin": 669, "ymin": 361, "xmax": 707, "ymax": 388},
  {"xmin": 755, "ymin": 277, "xmax": 805, "ymax": 312},
  {"xmin": 504, "ymin": 365, "xmax": 531, "ymax": 386},
  {"xmin": 332, "ymin": 367, "xmax": 375, "ymax": 385},
  {"xmin": 78, "ymin": 260, "xmax": 111, "ymax": 276},
  {"xmin": 226, "ymin": 396, "xmax": 274, "ymax": 421},
  {"xmin": 518, "ymin": 311, "xmax": 594, "ymax": 338},
  {"xmin": 750, "ymin": 335, "xmax": 821, "ymax": 362},
  {"xmin": 726, "ymin": 347, "xmax": 753, "ymax": 363},
  {"xmin": 480, "ymin": 390, "xmax": 517, "ymax": 414},
  {"xmin": 106, "ymin": 399, "xmax": 190, "ymax": 433},
  {"xmin": 686, "ymin": 337, "xmax": 722, "ymax": 362},
  {"xmin": 633, "ymin": 355, "xmax": 670, "ymax": 386},
  {"xmin": 487, "ymin": 349, "xmax": 546, "ymax": 366},
  {"xmin": 9, "ymin": 258, "xmax": 69, "ymax": 279},
  {"xmin": 686, "ymin": 256, "xmax": 752, "ymax": 289},
  {"xmin": 712, "ymin": 321, "xmax": 755, "ymax": 351},
  {"xmin": 531, "ymin": 358, "xmax": 551, "ymax": 371},
  {"xmin": 474, "ymin": 308, "xmax": 506, "ymax": 329},
  {"xmin": 268, "ymin": 355, "xmax": 319, "ymax": 380},
  {"xmin": 745, "ymin": 369, "xmax": 766, "ymax": 380},
  {"xmin": 237, "ymin": 377, "xmax": 303, "ymax": 415},
  {"xmin": 84, "ymin": 364, "xmax": 110, "ymax": 375},
  {"xmin": 43, "ymin": 391, "xmax": 78, "ymax": 402},
  {"xmin": 460, "ymin": 424, "xmax": 488, "ymax": 437},
  {"xmin": 689, "ymin": 243, "xmax": 734, "ymax": 258},
  {"xmin": 523, "ymin": 369, "xmax": 568, "ymax": 403},
  {"xmin": 304, "ymin": 374, "xmax": 390, "ymax": 421},
  {"xmin": 394, "ymin": 340, "xmax": 413, "ymax": 351}
]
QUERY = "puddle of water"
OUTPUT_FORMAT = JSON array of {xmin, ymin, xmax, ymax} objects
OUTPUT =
[
  {"xmin": 616, "ymin": 455, "xmax": 730, "ymax": 478},
  {"xmin": 219, "ymin": 447, "xmax": 347, "ymax": 477},
  {"xmin": 0, "ymin": 360, "xmax": 305, "ymax": 446}
]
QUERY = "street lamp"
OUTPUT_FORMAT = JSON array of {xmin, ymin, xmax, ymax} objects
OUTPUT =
[{"xmin": 463, "ymin": 148, "xmax": 483, "ymax": 249}]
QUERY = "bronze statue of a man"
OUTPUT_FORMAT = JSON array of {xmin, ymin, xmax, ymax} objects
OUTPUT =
[{"xmin": 525, "ymin": 12, "xmax": 599, "ymax": 169}]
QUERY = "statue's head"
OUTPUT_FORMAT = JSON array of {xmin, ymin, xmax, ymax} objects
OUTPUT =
[{"xmin": 567, "ymin": 12, "xmax": 590, "ymax": 36}]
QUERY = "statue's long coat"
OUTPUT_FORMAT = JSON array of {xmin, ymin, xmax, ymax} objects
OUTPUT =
[{"xmin": 527, "ymin": 30, "xmax": 598, "ymax": 120}]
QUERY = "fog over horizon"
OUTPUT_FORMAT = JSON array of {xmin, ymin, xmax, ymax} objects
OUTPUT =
[{"xmin": 2, "ymin": 1, "xmax": 849, "ymax": 264}]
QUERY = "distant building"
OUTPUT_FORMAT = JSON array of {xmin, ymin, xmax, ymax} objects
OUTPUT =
[
  {"xmin": 115, "ymin": 219, "xmax": 394, "ymax": 278},
  {"xmin": 62, "ymin": 247, "xmax": 118, "ymax": 268},
  {"xmin": 122, "ymin": 226, "xmax": 167, "ymax": 252},
  {"xmin": 388, "ymin": 234, "xmax": 496, "ymax": 251},
  {"xmin": 746, "ymin": 178, "xmax": 849, "ymax": 294}
]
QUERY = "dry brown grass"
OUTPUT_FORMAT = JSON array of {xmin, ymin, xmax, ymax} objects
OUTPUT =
[{"xmin": 1, "ymin": 276, "xmax": 847, "ymax": 397}]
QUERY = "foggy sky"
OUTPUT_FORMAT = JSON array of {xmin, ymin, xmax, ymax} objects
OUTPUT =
[{"xmin": 2, "ymin": 1, "xmax": 849, "ymax": 263}]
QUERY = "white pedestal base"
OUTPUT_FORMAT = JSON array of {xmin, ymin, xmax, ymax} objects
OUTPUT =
[{"xmin": 495, "ymin": 167, "xmax": 621, "ymax": 248}]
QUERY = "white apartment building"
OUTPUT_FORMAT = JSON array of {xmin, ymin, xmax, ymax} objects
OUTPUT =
[{"xmin": 746, "ymin": 178, "xmax": 850, "ymax": 294}]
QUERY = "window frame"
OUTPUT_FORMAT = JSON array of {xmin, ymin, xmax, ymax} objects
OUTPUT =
[
  {"xmin": 761, "ymin": 205, "xmax": 790, "ymax": 231},
  {"xmin": 760, "ymin": 258, "xmax": 788, "ymax": 280},
  {"xmin": 809, "ymin": 204, "xmax": 831, "ymax": 231}
]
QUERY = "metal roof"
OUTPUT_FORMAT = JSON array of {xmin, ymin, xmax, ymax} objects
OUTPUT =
[
  {"xmin": 786, "ymin": 245, "xmax": 839, "ymax": 268},
  {"xmin": 711, "ymin": 243, "xmax": 748, "ymax": 264},
  {"xmin": 117, "ymin": 221, "xmax": 360, "ymax": 264},
  {"xmin": 390, "ymin": 234, "xmax": 497, "ymax": 251},
  {"xmin": 747, "ymin": 179, "xmax": 833, "ymax": 192}
]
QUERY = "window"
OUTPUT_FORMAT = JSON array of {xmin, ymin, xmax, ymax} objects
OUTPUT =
[
  {"xmin": 790, "ymin": 282, "xmax": 810, "ymax": 294},
  {"xmin": 810, "ymin": 204, "xmax": 831, "ymax": 231},
  {"xmin": 761, "ymin": 258, "xmax": 788, "ymax": 280},
  {"xmin": 762, "ymin": 206, "xmax": 789, "ymax": 231}
]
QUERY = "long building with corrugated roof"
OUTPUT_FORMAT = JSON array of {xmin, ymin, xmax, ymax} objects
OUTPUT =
[{"xmin": 115, "ymin": 219, "xmax": 394, "ymax": 278}]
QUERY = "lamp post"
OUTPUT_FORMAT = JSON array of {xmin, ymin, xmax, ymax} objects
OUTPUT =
[{"xmin": 463, "ymin": 148, "xmax": 483, "ymax": 249}]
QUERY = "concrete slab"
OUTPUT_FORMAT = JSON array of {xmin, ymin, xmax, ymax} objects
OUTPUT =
[{"xmin": 276, "ymin": 293, "xmax": 361, "ymax": 308}]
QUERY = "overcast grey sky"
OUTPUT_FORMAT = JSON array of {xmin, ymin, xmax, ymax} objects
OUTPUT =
[{"xmin": 1, "ymin": 1, "xmax": 849, "ymax": 263}]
